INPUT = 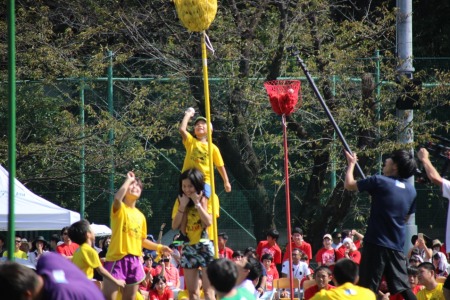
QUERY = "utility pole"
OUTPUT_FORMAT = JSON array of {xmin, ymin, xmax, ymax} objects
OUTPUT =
[{"xmin": 396, "ymin": 0, "xmax": 417, "ymax": 254}]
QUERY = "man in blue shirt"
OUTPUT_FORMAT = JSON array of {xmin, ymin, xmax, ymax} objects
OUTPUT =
[{"xmin": 344, "ymin": 149, "xmax": 418, "ymax": 300}]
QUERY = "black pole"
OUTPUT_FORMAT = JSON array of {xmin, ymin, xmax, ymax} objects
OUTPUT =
[{"xmin": 288, "ymin": 47, "xmax": 366, "ymax": 179}]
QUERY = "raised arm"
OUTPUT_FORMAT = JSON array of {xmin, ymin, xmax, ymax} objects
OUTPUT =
[
  {"xmin": 417, "ymin": 148, "xmax": 444, "ymax": 187},
  {"xmin": 179, "ymin": 107, "xmax": 195, "ymax": 142},
  {"xmin": 344, "ymin": 151, "xmax": 359, "ymax": 191},
  {"xmin": 113, "ymin": 171, "xmax": 136, "ymax": 212}
]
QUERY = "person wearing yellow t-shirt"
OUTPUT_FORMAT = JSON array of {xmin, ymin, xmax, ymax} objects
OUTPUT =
[
  {"xmin": 179, "ymin": 108, "xmax": 231, "ymax": 197},
  {"xmin": 172, "ymin": 169, "xmax": 215, "ymax": 300},
  {"xmin": 103, "ymin": 171, "xmax": 172, "ymax": 300},
  {"xmin": 416, "ymin": 262, "xmax": 445, "ymax": 300},
  {"xmin": 311, "ymin": 259, "xmax": 375, "ymax": 300},
  {"xmin": 69, "ymin": 219, "xmax": 125, "ymax": 290},
  {"xmin": 2, "ymin": 235, "xmax": 28, "ymax": 259}
]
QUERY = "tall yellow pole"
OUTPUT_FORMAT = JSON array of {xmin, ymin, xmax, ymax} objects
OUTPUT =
[{"xmin": 201, "ymin": 31, "xmax": 218, "ymax": 258}]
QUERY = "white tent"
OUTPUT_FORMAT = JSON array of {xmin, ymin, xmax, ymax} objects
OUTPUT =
[
  {"xmin": 90, "ymin": 223, "xmax": 112, "ymax": 237},
  {"xmin": 0, "ymin": 165, "xmax": 80, "ymax": 231}
]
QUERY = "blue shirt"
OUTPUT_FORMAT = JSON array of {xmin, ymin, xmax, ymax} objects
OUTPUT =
[{"xmin": 357, "ymin": 175, "xmax": 416, "ymax": 251}]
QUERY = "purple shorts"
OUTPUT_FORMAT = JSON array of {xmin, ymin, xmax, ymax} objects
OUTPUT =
[{"xmin": 104, "ymin": 254, "xmax": 145, "ymax": 285}]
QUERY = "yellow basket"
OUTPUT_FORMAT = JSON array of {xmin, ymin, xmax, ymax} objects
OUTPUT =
[{"xmin": 173, "ymin": 0, "xmax": 218, "ymax": 32}]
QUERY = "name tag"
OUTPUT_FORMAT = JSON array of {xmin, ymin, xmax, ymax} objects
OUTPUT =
[{"xmin": 395, "ymin": 180, "xmax": 406, "ymax": 189}]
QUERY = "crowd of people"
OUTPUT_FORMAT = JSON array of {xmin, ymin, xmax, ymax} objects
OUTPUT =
[{"xmin": 0, "ymin": 108, "xmax": 449, "ymax": 300}]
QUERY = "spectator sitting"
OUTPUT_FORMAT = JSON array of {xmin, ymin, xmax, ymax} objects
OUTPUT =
[
  {"xmin": 432, "ymin": 252, "xmax": 449, "ymax": 278},
  {"xmin": 310, "ymin": 258, "xmax": 375, "ymax": 299},
  {"xmin": 49, "ymin": 234, "xmax": 60, "ymax": 252},
  {"xmin": 331, "ymin": 232, "xmax": 342, "ymax": 249},
  {"xmin": 408, "ymin": 234, "xmax": 433, "ymax": 263},
  {"xmin": 207, "ymin": 258, "xmax": 255, "ymax": 300},
  {"xmin": 28, "ymin": 236, "xmax": 48, "ymax": 266},
  {"xmin": 159, "ymin": 250, "xmax": 182, "ymax": 299},
  {"xmin": 56, "ymin": 226, "xmax": 79, "ymax": 260},
  {"xmin": 20, "ymin": 238, "xmax": 31, "ymax": 254},
  {"xmin": 408, "ymin": 252, "xmax": 424, "ymax": 267},
  {"xmin": 218, "ymin": 232, "xmax": 234, "ymax": 259},
  {"xmin": 316, "ymin": 234, "xmax": 337, "ymax": 271},
  {"xmin": 336, "ymin": 238, "xmax": 361, "ymax": 264},
  {"xmin": 304, "ymin": 266, "xmax": 335, "ymax": 300},
  {"xmin": 389, "ymin": 266, "xmax": 424, "ymax": 299},
  {"xmin": 416, "ymin": 262, "xmax": 445, "ymax": 299},
  {"xmin": 280, "ymin": 248, "xmax": 311, "ymax": 298},
  {"xmin": 256, "ymin": 229, "xmax": 282, "ymax": 267},
  {"xmin": 149, "ymin": 275, "xmax": 174, "ymax": 300},
  {"xmin": 259, "ymin": 253, "xmax": 279, "ymax": 300},
  {"xmin": 2, "ymin": 235, "xmax": 27, "ymax": 259},
  {"xmin": 236, "ymin": 256, "xmax": 263, "ymax": 297},
  {"xmin": 232, "ymin": 250, "xmax": 244, "ymax": 262}
]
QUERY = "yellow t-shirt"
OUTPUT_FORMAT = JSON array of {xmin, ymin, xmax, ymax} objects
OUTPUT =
[
  {"xmin": 181, "ymin": 132, "xmax": 224, "ymax": 184},
  {"xmin": 416, "ymin": 283, "xmax": 445, "ymax": 300},
  {"xmin": 2, "ymin": 249, "xmax": 28, "ymax": 259},
  {"xmin": 172, "ymin": 194, "xmax": 219, "ymax": 244},
  {"xmin": 311, "ymin": 282, "xmax": 376, "ymax": 300},
  {"xmin": 106, "ymin": 202, "xmax": 147, "ymax": 261},
  {"xmin": 72, "ymin": 243, "xmax": 102, "ymax": 279}
]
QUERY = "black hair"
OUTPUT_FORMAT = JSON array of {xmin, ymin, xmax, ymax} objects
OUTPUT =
[
  {"xmin": 390, "ymin": 149, "xmax": 418, "ymax": 179},
  {"xmin": 245, "ymin": 257, "xmax": 263, "ymax": 281},
  {"xmin": 178, "ymin": 168, "xmax": 205, "ymax": 198},
  {"xmin": 315, "ymin": 266, "xmax": 333, "ymax": 277},
  {"xmin": 50, "ymin": 234, "xmax": 60, "ymax": 243},
  {"xmin": 68, "ymin": 219, "xmax": 91, "ymax": 245},
  {"xmin": 341, "ymin": 229, "xmax": 351, "ymax": 239},
  {"xmin": 433, "ymin": 252, "xmax": 441, "ymax": 260},
  {"xmin": 331, "ymin": 232, "xmax": 341, "ymax": 239},
  {"xmin": 218, "ymin": 232, "xmax": 229, "ymax": 240},
  {"xmin": 232, "ymin": 250, "xmax": 244, "ymax": 258},
  {"xmin": 0, "ymin": 235, "xmax": 5, "ymax": 243},
  {"xmin": 206, "ymin": 258, "xmax": 238, "ymax": 294},
  {"xmin": 267, "ymin": 228, "xmax": 280, "ymax": 240},
  {"xmin": 261, "ymin": 253, "xmax": 273, "ymax": 261},
  {"xmin": 292, "ymin": 227, "xmax": 303, "ymax": 235},
  {"xmin": 243, "ymin": 247, "xmax": 256, "ymax": 257},
  {"xmin": 407, "ymin": 266, "xmax": 419, "ymax": 276},
  {"xmin": 151, "ymin": 275, "xmax": 167, "ymax": 290},
  {"xmin": 60, "ymin": 226, "xmax": 69, "ymax": 235},
  {"xmin": 0, "ymin": 262, "xmax": 40, "ymax": 300},
  {"xmin": 333, "ymin": 259, "xmax": 358, "ymax": 285},
  {"xmin": 418, "ymin": 262, "xmax": 435, "ymax": 272}
]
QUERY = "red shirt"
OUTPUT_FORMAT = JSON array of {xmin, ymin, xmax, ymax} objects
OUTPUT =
[
  {"xmin": 265, "ymin": 267, "xmax": 279, "ymax": 291},
  {"xmin": 56, "ymin": 242, "xmax": 79, "ymax": 257},
  {"xmin": 336, "ymin": 248, "xmax": 361, "ymax": 264},
  {"xmin": 282, "ymin": 241, "xmax": 312, "ymax": 263},
  {"xmin": 303, "ymin": 284, "xmax": 335, "ymax": 300},
  {"xmin": 162, "ymin": 265, "xmax": 179, "ymax": 289},
  {"xmin": 149, "ymin": 288, "xmax": 173, "ymax": 300},
  {"xmin": 389, "ymin": 285, "xmax": 423, "ymax": 299},
  {"xmin": 315, "ymin": 248, "xmax": 336, "ymax": 266},
  {"xmin": 218, "ymin": 247, "xmax": 234, "ymax": 259},
  {"xmin": 256, "ymin": 241, "xmax": 282, "ymax": 265}
]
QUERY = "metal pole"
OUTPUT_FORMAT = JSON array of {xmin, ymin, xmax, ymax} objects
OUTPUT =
[
  {"xmin": 201, "ymin": 32, "xmax": 219, "ymax": 257},
  {"xmin": 396, "ymin": 0, "xmax": 417, "ymax": 254},
  {"xmin": 80, "ymin": 81, "xmax": 85, "ymax": 219},
  {"xmin": 7, "ymin": 0, "xmax": 16, "ymax": 261},
  {"xmin": 107, "ymin": 51, "xmax": 115, "ymax": 224},
  {"xmin": 289, "ymin": 48, "xmax": 366, "ymax": 179},
  {"xmin": 375, "ymin": 50, "xmax": 382, "ymax": 174},
  {"xmin": 330, "ymin": 76, "xmax": 337, "ymax": 189},
  {"xmin": 282, "ymin": 115, "xmax": 295, "ymax": 300}
]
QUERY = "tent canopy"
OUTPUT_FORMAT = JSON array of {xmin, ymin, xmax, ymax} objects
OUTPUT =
[
  {"xmin": 0, "ymin": 165, "xmax": 80, "ymax": 231},
  {"xmin": 90, "ymin": 223, "xmax": 112, "ymax": 237}
]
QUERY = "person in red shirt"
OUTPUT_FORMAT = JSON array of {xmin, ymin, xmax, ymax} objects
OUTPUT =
[
  {"xmin": 261, "ymin": 253, "xmax": 279, "ymax": 291},
  {"xmin": 149, "ymin": 275, "xmax": 174, "ymax": 300},
  {"xmin": 336, "ymin": 238, "xmax": 361, "ymax": 264},
  {"xmin": 218, "ymin": 232, "xmax": 234, "ymax": 259},
  {"xmin": 303, "ymin": 266, "xmax": 335, "ymax": 299},
  {"xmin": 315, "ymin": 234, "xmax": 337, "ymax": 271},
  {"xmin": 56, "ymin": 226, "xmax": 79, "ymax": 260},
  {"xmin": 282, "ymin": 227, "xmax": 312, "ymax": 264},
  {"xmin": 256, "ymin": 229, "xmax": 282, "ymax": 266}
]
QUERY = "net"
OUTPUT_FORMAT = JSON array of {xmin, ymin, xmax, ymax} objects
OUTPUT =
[{"xmin": 264, "ymin": 80, "xmax": 302, "ymax": 116}]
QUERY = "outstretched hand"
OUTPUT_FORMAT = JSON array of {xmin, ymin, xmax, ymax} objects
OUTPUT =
[{"xmin": 127, "ymin": 171, "xmax": 136, "ymax": 180}]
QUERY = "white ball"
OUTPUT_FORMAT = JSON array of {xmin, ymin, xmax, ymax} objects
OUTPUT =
[
  {"xmin": 287, "ymin": 88, "xmax": 294, "ymax": 94},
  {"xmin": 186, "ymin": 107, "xmax": 195, "ymax": 114}
]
